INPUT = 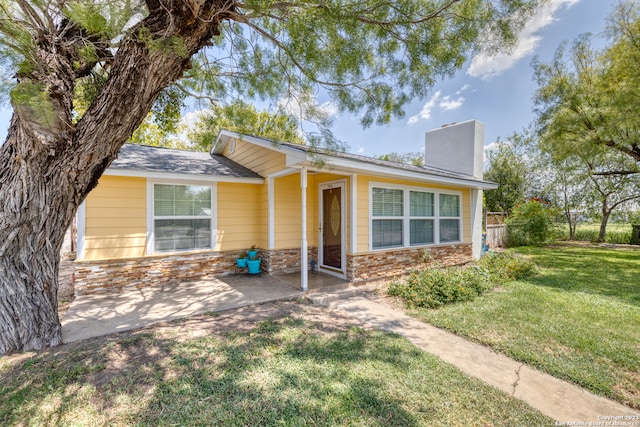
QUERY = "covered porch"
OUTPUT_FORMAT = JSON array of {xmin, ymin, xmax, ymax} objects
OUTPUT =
[
  {"xmin": 61, "ymin": 271, "xmax": 349, "ymax": 343},
  {"xmin": 264, "ymin": 166, "xmax": 356, "ymax": 290}
]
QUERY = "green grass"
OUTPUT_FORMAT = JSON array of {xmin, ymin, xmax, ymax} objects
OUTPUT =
[
  {"xmin": 403, "ymin": 244, "xmax": 640, "ymax": 409},
  {"xmin": 557, "ymin": 222, "xmax": 633, "ymax": 244},
  {"xmin": 0, "ymin": 305, "xmax": 552, "ymax": 426}
]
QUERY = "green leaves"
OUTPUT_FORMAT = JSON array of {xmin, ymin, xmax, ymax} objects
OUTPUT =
[
  {"xmin": 64, "ymin": 1, "xmax": 140, "ymax": 39},
  {"xmin": 188, "ymin": 99, "xmax": 304, "ymax": 152},
  {"xmin": 533, "ymin": 0, "xmax": 640, "ymax": 165},
  {"xmin": 0, "ymin": 0, "xmax": 543, "ymax": 142}
]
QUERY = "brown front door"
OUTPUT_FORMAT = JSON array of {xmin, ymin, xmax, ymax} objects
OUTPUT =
[{"xmin": 321, "ymin": 186, "xmax": 342, "ymax": 270}]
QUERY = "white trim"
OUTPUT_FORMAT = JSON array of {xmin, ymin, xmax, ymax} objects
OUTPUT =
[
  {"xmin": 213, "ymin": 130, "xmax": 307, "ymax": 166},
  {"xmin": 301, "ymin": 167, "xmax": 308, "ymax": 291},
  {"xmin": 105, "ymin": 168, "xmax": 263, "ymax": 184},
  {"xmin": 350, "ymin": 173, "xmax": 358, "ymax": 254},
  {"xmin": 76, "ymin": 201, "xmax": 86, "ymax": 260},
  {"xmin": 470, "ymin": 189, "xmax": 483, "ymax": 259},
  {"xmin": 368, "ymin": 181, "xmax": 464, "ymax": 251},
  {"xmin": 318, "ymin": 179, "xmax": 347, "ymax": 279},
  {"xmin": 268, "ymin": 167, "xmax": 299, "ymax": 179},
  {"xmin": 214, "ymin": 129, "xmax": 495, "ymax": 190},
  {"xmin": 305, "ymin": 156, "xmax": 497, "ymax": 190},
  {"xmin": 146, "ymin": 178, "xmax": 218, "ymax": 255},
  {"xmin": 146, "ymin": 179, "xmax": 154, "ymax": 255},
  {"xmin": 268, "ymin": 176, "xmax": 275, "ymax": 250}
]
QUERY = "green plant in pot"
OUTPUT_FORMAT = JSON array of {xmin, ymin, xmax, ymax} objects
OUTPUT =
[
  {"xmin": 247, "ymin": 248, "xmax": 261, "ymax": 274},
  {"xmin": 247, "ymin": 244, "xmax": 258, "ymax": 260},
  {"xmin": 236, "ymin": 253, "xmax": 248, "ymax": 268}
]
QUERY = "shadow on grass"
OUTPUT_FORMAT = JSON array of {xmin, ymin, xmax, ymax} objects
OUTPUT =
[
  {"xmin": 0, "ymin": 315, "xmax": 422, "ymax": 426},
  {"xmin": 0, "ymin": 307, "xmax": 553, "ymax": 426},
  {"xmin": 516, "ymin": 245, "xmax": 640, "ymax": 306}
]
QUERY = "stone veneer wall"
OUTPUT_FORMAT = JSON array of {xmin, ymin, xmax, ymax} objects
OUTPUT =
[
  {"xmin": 73, "ymin": 251, "xmax": 239, "ymax": 296},
  {"xmin": 347, "ymin": 244, "xmax": 472, "ymax": 284},
  {"xmin": 72, "ymin": 244, "xmax": 471, "ymax": 296},
  {"xmin": 262, "ymin": 247, "xmax": 318, "ymax": 275}
]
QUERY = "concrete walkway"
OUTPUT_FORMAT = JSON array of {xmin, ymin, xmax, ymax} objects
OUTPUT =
[
  {"xmin": 62, "ymin": 277, "xmax": 640, "ymax": 424},
  {"xmin": 62, "ymin": 274, "xmax": 303, "ymax": 343},
  {"xmin": 330, "ymin": 295, "xmax": 640, "ymax": 424}
]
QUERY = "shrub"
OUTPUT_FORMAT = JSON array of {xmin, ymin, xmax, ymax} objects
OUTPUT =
[
  {"xmin": 477, "ymin": 251, "xmax": 538, "ymax": 283},
  {"xmin": 388, "ymin": 252, "xmax": 537, "ymax": 308},
  {"xmin": 505, "ymin": 200, "xmax": 557, "ymax": 246}
]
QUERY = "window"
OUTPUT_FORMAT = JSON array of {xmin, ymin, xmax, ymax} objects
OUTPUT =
[
  {"xmin": 153, "ymin": 183, "xmax": 212, "ymax": 252},
  {"xmin": 409, "ymin": 191, "xmax": 434, "ymax": 245},
  {"xmin": 371, "ymin": 185, "xmax": 461, "ymax": 250},
  {"xmin": 439, "ymin": 194, "xmax": 461, "ymax": 242},
  {"xmin": 372, "ymin": 188, "xmax": 403, "ymax": 249}
]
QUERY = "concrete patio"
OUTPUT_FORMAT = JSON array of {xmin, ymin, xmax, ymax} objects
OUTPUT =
[{"xmin": 61, "ymin": 271, "xmax": 347, "ymax": 343}]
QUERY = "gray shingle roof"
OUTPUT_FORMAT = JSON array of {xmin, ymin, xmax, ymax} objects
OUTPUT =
[{"xmin": 110, "ymin": 144, "xmax": 263, "ymax": 179}]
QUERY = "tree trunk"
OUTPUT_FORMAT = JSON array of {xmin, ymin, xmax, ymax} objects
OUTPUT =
[
  {"xmin": 0, "ymin": 2, "xmax": 231, "ymax": 355},
  {"xmin": 598, "ymin": 204, "xmax": 611, "ymax": 243},
  {"xmin": 0, "ymin": 118, "xmax": 78, "ymax": 353}
]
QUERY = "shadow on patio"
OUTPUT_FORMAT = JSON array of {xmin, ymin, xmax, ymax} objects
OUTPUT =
[{"xmin": 61, "ymin": 272, "xmax": 347, "ymax": 343}]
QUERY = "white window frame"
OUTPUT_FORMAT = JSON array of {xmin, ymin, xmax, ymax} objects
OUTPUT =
[
  {"xmin": 408, "ymin": 190, "xmax": 436, "ymax": 246},
  {"xmin": 368, "ymin": 182, "xmax": 463, "ymax": 251},
  {"xmin": 146, "ymin": 179, "xmax": 218, "ymax": 255}
]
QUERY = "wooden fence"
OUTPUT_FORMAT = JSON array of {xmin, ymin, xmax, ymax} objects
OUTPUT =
[
  {"xmin": 486, "ymin": 224, "xmax": 507, "ymax": 247},
  {"xmin": 485, "ymin": 212, "xmax": 507, "ymax": 247}
]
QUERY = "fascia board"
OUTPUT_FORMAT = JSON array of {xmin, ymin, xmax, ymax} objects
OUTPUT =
[
  {"xmin": 104, "ymin": 168, "xmax": 264, "ymax": 184},
  {"xmin": 302, "ymin": 156, "xmax": 498, "ymax": 190}
]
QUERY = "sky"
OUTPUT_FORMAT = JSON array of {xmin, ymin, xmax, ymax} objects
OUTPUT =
[{"xmin": 0, "ymin": 0, "xmax": 617, "ymax": 158}]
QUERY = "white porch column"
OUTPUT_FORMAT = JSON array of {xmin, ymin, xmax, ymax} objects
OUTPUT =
[
  {"xmin": 350, "ymin": 173, "xmax": 358, "ymax": 254},
  {"xmin": 76, "ymin": 201, "xmax": 86, "ymax": 260},
  {"xmin": 470, "ymin": 188, "xmax": 483, "ymax": 259},
  {"xmin": 268, "ymin": 176, "xmax": 275, "ymax": 249},
  {"xmin": 300, "ymin": 167, "xmax": 308, "ymax": 291}
]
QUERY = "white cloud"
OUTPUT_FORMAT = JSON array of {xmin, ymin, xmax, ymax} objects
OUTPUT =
[
  {"xmin": 407, "ymin": 87, "xmax": 466, "ymax": 124},
  {"xmin": 456, "ymin": 84, "xmax": 470, "ymax": 95},
  {"xmin": 180, "ymin": 109, "xmax": 211, "ymax": 127},
  {"xmin": 467, "ymin": 0, "xmax": 579, "ymax": 80},
  {"xmin": 357, "ymin": 146, "xmax": 365, "ymax": 154},
  {"xmin": 439, "ymin": 95, "xmax": 465, "ymax": 111},
  {"xmin": 408, "ymin": 91, "xmax": 441, "ymax": 124}
]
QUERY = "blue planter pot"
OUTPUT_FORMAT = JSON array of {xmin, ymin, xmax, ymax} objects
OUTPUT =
[
  {"xmin": 247, "ymin": 250, "xmax": 258, "ymax": 259},
  {"xmin": 236, "ymin": 257, "xmax": 248, "ymax": 268},
  {"xmin": 247, "ymin": 259, "xmax": 261, "ymax": 274}
]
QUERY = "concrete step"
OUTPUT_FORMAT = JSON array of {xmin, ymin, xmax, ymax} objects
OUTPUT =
[{"xmin": 306, "ymin": 287, "xmax": 365, "ymax": 306}]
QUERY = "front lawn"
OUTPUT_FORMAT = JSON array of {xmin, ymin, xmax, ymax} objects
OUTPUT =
[
  {"xmin": 400, "ymin": 244, "xmax": 640, "ymax": 409},
  {"xmin": 0, "ymin": 302, "xmax": 552, "ymax": 426}
]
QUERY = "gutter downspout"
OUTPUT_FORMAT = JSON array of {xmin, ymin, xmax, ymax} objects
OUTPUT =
[{"xmin": 300, "ymin": 167, "xmax": 308, "ymax": 291}]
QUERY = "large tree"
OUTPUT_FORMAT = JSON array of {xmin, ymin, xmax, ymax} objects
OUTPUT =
[
  {"xmin": 483, "ymin": 139, "xmax": 528, "ymax": 213},
  {"xmin": 0, "ymin": 0, "xmax": 540, "ymax": 354},
  {"xmin": 531, "ymin": 0, "xmax": 640, "ymax": 241},
  {"xmin": 533, "ymin": 0, "xmax": 640, "ymax": 167},
  {"xmin": 188, "ymin": 99, "xmax": 307, "ymax": 152}
]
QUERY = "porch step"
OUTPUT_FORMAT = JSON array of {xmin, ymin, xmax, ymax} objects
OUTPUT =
[{"xmin": 306, "ymin": 287, "xmax": 365, "ymax": 306}]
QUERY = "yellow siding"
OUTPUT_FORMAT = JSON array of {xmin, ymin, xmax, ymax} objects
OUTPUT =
[
  {"xmin": 217, "ymin": 182, "xmax": 262, "ymax": 252},
  {"xmin": 83, "ymin": 175, "xmax": 147, "ymax": 260},
  {"xmin": 273, "ymin": 174, "xmax": 302, "ymax": 249},
  {"xmin": 355, "ymin": 175, "xmax": 471, "ymax": 253},
  {"xmin": 224, "ymin": 138, "xmax": 287, "ymax": 176}
]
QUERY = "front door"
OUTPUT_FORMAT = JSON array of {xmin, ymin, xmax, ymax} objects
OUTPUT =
[{"xmin": 320, "ymin": 182, "xmax": 345, "ymax": 276}]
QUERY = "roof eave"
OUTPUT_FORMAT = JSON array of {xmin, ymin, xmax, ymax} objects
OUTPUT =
[
  {"xmin": 213, "ymin": 129, "xmax": 307, "ymax": 165},
  {"xmin": 104, "ymin": 167, "xmax": 265, "ymax": 184},
  {"xmin": 296, "ymin": 155, "xmax": 497, "ymax": 190}
]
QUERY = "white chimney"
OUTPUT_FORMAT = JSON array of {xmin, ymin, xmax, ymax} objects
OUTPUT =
[{"xmin": 424, "ymin": 119, "xmax": 484, "ymax": 179}]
